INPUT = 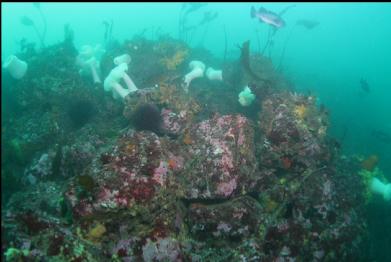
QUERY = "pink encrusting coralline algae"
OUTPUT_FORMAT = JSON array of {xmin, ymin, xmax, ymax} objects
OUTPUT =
[
  {"xmin": 161, "ymin": 108, "xmax": 186, "ymax": 134},
  {"xmin": 216, "ymin": 178, "xmax": 237, "ymax": 197},
  {"xmin": 152, "ymin": 161, "xmax": 168, "ymax": 186},
  {"xmin": 197, "ymin": 115, "xmax": 250, "ymax": 176},
  {"xmin": 180, "ymin": 114, "xmax": 258, "ymax": 199}
]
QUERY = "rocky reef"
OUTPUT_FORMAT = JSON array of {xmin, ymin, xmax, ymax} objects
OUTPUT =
[{"xmin": 2, "ymin": 35, "xmax": 371, "ymax": 261}]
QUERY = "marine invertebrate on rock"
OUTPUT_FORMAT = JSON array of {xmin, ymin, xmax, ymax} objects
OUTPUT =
[
  {"xmin": 78, "ymin": 57, "xmax": 101, "ymax": 84},
  {"xmin": 113, "ymin": 53, "xmax": 131, "ymax": 65},
  {"xmin": 238, "ymin": 86, "xmax": 256, "ymax": 106},
  {"xmin": 131, "ymin": 103, "xmax": 163, "ymax": 135},
  {"xmin": 2, "ymin": 55, "xmax": 28, "ymax": 79},
  {"xmin": 78, "ymin": 44, "xmax": 105, "ymax": 60},
  {"xmin": 206, "ymin": 67, "xmax": 223, "ymax": 81},
  {"xmin": 183, "ymin": 60, "xmax": 205, "ymax": 91},
  {"xmin": 104, "ymin": 63, "xmax": 138, "ymax": 100},
  {"xmin": 167, "ymin": 155, "xmax": 184, "ymax": 170},
  {"xmin": 358, "ymin": 167, "xmax": 384, "ymax": 201},
  {"xmin": 77, "ymin": 44, "xmax": 105, "ymax": 84},
  {"xmin": 370, "ymin": 177, "xmax": 391, "ymax": 201},
  {"xmin": 361, "ymin": 155, "xmax": 378, "ymax": 171}
]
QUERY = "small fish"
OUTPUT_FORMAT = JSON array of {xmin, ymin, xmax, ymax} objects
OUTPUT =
[
  {"xmin": 251, "ymin": 6, "xmax": 285, "ymax": 28},
  {"xmin": 360, "ymin": 78, "xmax": 370, "ymax": 93},
  {"xmin": 371, "ymin": 130, "xmax": 391, "ymax": 144},
  {"xmin": 296, "ymin": 19, "xmax": 319, "ymax": 30}
]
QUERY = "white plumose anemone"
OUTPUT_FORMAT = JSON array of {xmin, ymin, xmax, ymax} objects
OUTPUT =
[
  {"xmin": 183, "ymin": 60, "xmax": 206, "ymax": 91},
  {"xmin": 3, "ymin": 55, "xmax": 28, "ymax": 79},
  {"xmin": 113, "ymin": 54, "xmax": 131, "ymax": 65},
  {"xmin": 104, "ymin": 63, "xmax": 138, "ymax": 100},
  {"xmin": 370, "ymin": 177, "xmax": 391, "ymax": 201},
  {"xmin": 206, "ymin": 67, "xmax": 223, "ymax": 81}
]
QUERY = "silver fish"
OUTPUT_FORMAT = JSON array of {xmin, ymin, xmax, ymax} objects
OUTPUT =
[
  {"xmin": 296, "ymin": 19, "xmax": 319, "ymax": 30},
  {"xmin": 251, "ymin": 6, "xmax": 285, "ymax": 28}
]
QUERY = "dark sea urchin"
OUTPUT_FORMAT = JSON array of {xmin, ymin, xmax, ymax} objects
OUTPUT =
[{"xmin": 131, "ymin": 103, "xmax": 164, "ymax": 135}]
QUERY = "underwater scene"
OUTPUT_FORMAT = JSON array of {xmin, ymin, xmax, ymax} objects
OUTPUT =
[{"xmin": 1, "ymin": 2, "xmax": 391, "ymax": 261}]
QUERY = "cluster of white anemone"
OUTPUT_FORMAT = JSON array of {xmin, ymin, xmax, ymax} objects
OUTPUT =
[
  {"xmin": 183, "ymin": 60, "xmax": 223, "ymax": 92},
  {"xmin": 75, "ymin": 44, "xmax": 136, "ymax": 101},
  {"xmin": 103, "ymin": 53, "xmax": 138, "ymax": 100}
]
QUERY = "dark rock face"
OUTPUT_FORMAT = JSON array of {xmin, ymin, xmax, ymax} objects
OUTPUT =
[
  {"xmin": 188, "ymin": 196, "xmax": 264, "ymax": 242},
  {"xmin": 67, "ymin": 99, "xmax": 96, "ymax": 129}
]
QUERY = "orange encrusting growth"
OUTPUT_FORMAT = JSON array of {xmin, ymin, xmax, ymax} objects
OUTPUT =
[{"xmin": 361, "ymin": 155, "xmax": 378, "ymax": 171}]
